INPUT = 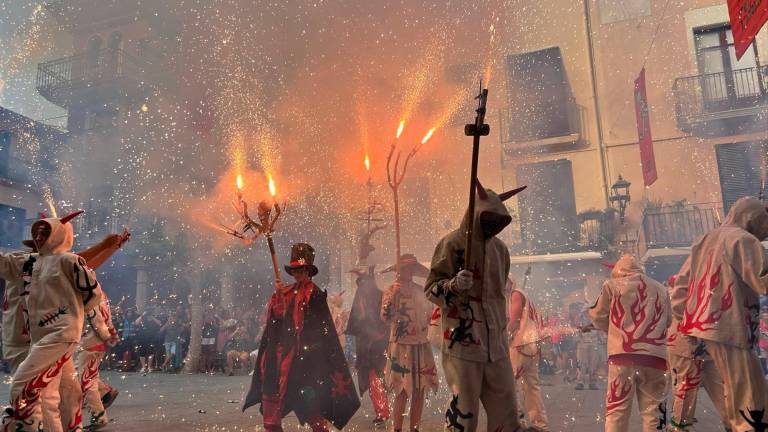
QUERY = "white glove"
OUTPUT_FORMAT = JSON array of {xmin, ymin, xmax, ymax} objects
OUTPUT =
[{"xmin": 450, "ymin": 270, "xmax": 474, "ymax": 293}]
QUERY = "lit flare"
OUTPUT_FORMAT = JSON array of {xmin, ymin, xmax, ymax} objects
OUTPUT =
[
  {"xmin": 396, "ymin": 120, "xmax": 405, "ymax": 139},
  {"xmin": 364, "ymin": 154, "xmax": 370, "ymax": 172},
  {"xmin": 421, "ymin": 128, "xmax": 435, "ymax": 145},
  {"xmin": 268, "ymin": 174, "xmax": 277, "ymax": 197},
  {"xmin": 236, "ymin": 174, "xmax": 243, "ymax": 190}
]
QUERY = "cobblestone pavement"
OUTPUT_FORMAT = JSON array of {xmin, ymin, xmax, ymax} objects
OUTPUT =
[{"xmin": 0, "ymin": 370, "xmax": 724, "ymax": 431}]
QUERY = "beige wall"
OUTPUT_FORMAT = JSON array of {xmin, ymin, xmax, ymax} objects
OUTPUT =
[{"xmin": 499, "ymin": 0, "xmax": 768, "ymax": 239}]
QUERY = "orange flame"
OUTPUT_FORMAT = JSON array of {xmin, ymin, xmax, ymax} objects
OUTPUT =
[
  {"xmin": 421, "ymin": 128, "xmax": 435, "ymax": 145},
  {"xmin": 236, "ymin": 174, "xmax": 243, "ymax": 190},
  {"xmin": 364, "ymin": 154, "xmax": 370, "ymax": 171},
  {"xmin": 396, "ymin": 120, "xmax": 405, "ymax": 139},
  {"xmin": 268, "ymin": 174, "xmax": 277, "ymax": 197}
]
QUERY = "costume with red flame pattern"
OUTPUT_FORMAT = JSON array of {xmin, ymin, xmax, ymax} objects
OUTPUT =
[
  {"xmin": 507, "ymin": 280, "xmax": 549, "ymax": 431},
  {"xmin": 589, "ymin": 254, "xmax": 671, "ymax": 432},
  {"xmin": 670, "ymin": 197, "xmax": 768, "ymax": 431},
  {"xmin": 4, "ymin": 213, "xmax": 104, "ymax": 432},
  {"xmin": 666, "ymin": 274, "xmax": 731, "ymax": 431}
]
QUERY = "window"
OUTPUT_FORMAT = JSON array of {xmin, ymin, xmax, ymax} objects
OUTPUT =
[
  {"xmin": 505, "ymin": 47, "xmax": 573, "ymax": 142},
  {"xmin": 0, "ymin": 130, "xmax": 10, "ymax": 177},
  {"xmin": 516, "ymin": 159, "xmax": 579, "ymax": 253},
  {"xmin": 715, "ymin": 141, "xmax": 765, "ymax": 213},
  {"xmin": 694, "ymin": 25, "xmax": 762, "ymax": 110}
]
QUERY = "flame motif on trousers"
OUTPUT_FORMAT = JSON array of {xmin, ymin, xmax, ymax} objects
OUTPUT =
[
  {"xmin": 674, "ymin": 360, "xmax": 703, "ymax": 401},
  {"xmin": 12, "ymin": 352, "xmax": 72, "ymax": 423},
  {"xmin": 609, "ymin": 279, "xmax": 666, "ymax": 352},
  {"xmin": 606, "ymin": 377, "xmax": 633, "ymax": 416},
  {"xmin": 678, "ymin": 254, "xmax": 734, "ymax": 335}
]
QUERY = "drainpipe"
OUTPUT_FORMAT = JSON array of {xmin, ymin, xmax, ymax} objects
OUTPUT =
[{"xmin": 584, "ymin": 0, "xmax": 611, "ymax": 208}]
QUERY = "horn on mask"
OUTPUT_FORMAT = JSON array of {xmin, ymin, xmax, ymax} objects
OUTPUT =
[
  {"xmin": 475, "ymin": 179, "xmax": 488, "ymax": 200},
  {"xmin": 59, "ymin": 210, "xmax": 84, "ymax": 225},
  {"xmin": 499, "ymin": 186, "xmax": 527, "ymax": 202}
]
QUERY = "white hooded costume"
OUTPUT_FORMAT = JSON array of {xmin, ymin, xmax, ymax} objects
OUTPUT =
[
  {"xmin": 0, "ymin": 252, "xmax": 34, "ymax": 373},
  {"xmin": 507, "ymin": 284, "xmax": 548, "ymax": 431},
  {"xmin": 670, "ymin": 197, "xmax": 768, "ymax": 432},
  {"xmin": 77, "ymin": 292, "xmax": 117, "ymax": 428},
  {"xmin": 5, "ymin": 215, "xmax": 103, "ymax": 432},
  {"xmin": 589, "ymin": 254, "xmax": 671, "ymax": 432}
]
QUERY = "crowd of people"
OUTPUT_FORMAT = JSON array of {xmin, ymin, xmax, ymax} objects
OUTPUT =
[{"xmin": 103, "ymin": 303, "xmax": 264, "ymax": 376}]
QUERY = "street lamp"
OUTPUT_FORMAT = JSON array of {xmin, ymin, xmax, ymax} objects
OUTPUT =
[{"xmin": 609, "ymin": 175, "xmax": 631, "ymax": 224}]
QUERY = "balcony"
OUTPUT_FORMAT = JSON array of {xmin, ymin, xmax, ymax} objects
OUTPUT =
[
  {"xmin": 37, "ymin": 48, "xmax": 158, "ymax": 109},
  {"xmin": 673, "ymin": 66, "xmax": 768, "ymax": 134},
  {"xmin": 637, "ymin": 203, "xmax": 721, "ymax": 259},
  {"xmin": 499, "ymin": 101, "xmax": 586, "ymax": 154}
]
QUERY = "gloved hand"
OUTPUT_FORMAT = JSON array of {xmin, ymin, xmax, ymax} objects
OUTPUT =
[{"xmin": 449, "ymin": 269, "xmax": 474, "ymax": 293}]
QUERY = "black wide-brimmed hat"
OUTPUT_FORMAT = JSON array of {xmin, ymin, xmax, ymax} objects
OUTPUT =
[
  {"xmin": 284, "ymin": 242, "xmax": 319, "ymax": 277},
  {"xmin": 381, "ymin": 253, "xmax": 429, "ymax": 278}
]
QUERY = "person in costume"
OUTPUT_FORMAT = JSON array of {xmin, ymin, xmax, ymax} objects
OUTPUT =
[
  {"xmin": 666, "ymin": 274, "xmax": 732, "ymax": 431},
  {"xmin": 380, "ymin": 254, "xmax": 437, "ymax": 432},
  {"xmin": 76, "ymin": 290, "xmax": 119, "ymax": 430},
  {"xmin": 573, "ymin": 303, "xmax": 599, "ymax": 391},
  {"xmin": 346, "ymin": 266, "xmax": 389, "ymax": 428},
  {"xmin": 327, "ymin": 291, "xmax": 349, "ymax": 350},
  {"xmin": 589, "ymin": 254, "xmax": 671, "ymax": 432},
  {"xmin": 424, "ymin": 182, "xmax": 526, "ymax": 432},
  {"xmin": 507, "ymin": 278, "xmax": 549, "ymax": 431},
  {"xmin": 670, "ymin": 197, "xmax": 768, "ymax": 432},
  {"xmin": 0, "ymin": 223, "xmax": 126, "ymax": 377},
  {"xmin": 243, "ymin": 243, "xmax": 360, "ymax": 432},
  {"xmin": 2, "ymin": 212, "xmax": 104, "ymax": 432}
]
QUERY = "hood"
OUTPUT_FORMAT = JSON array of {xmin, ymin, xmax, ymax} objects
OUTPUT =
[
  {"xmin": 610, "ymin": 254, "xmax": 644, "ymax": 279},
  {"xmin": 723, "ymin": 196, "xmax": 768, "ymax": 240},
  {"xmin": 460, "ymin": 187, "xmax": 512, "ymax": 241},
  {"xmin": 31, "ymin": 217, "xmax": 74, "ymax": 255}
]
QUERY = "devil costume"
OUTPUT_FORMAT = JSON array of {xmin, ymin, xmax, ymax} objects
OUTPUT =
[
  {"xmin": 346, "ymin": 266, "xmax": 390, "ymax": 423},
  {"xmin": 670, "ymin": 197, "xmax": 768, "ymax": 432},
  {"xmin": 0, "ymin": 252, "xmax": 33, "ymax": 374},
  {"xmin": 4, "ymin": 214, "xmax": 103, "ymax": 432},
  {"xmin": 77, "ymin": 291, "xmax": 118, "ymax": 429},
  {"xmin": 243, "ymin": 243, "xmax": 359, "ymax": 431},
  {"xmin": 425, "ymin": 184, "xmax": 525, "ymax": 432},
  {"xmin": 508, "ymin": 284, "xmax": 549, "ymax": 431},
  {"xmin": 589, "ymin": 255, "xmax": 671, "ymax": 432}
]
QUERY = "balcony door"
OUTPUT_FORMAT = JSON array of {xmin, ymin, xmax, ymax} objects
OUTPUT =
[{"xmin": 694, "ymin": 25, "xmax": 762, "ymax": 111}]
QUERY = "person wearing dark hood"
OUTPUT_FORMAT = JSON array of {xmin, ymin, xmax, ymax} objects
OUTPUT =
[
  {"xmin": 670, "ymin": 197, "xmax": 768, "ymax": 431},
  {"xmin": 589, "ymin": 254, "xmax": 671, "ymax": 432},
  {"xmin": 425, "ymin": 182, "xmax": 527, "ymax": 432},
  {"xmin": 1, "ymin": 212, "xmax": 105, "ymax": 432},
  {"xmin": 243, "ymin": 243, "xmax": 360, "ymax": 432},
  {"xmin": 346, "ymin": 266, "xmax": 390, "ymax": 428},
  {"xmin": 380, "ymin": 254, "xmax": 438, "ymax": 432}
]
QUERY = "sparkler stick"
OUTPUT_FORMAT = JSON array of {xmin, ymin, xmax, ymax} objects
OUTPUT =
[
  {"xmin": 222, "ymin": 173, "xmax": 285, "ymax": 289},
  {"xmin": 463, "ymin": 84, "xmax": 490, "ymax": 270},
  {"xmin": 386, "ymin": 121, "xmax": 434, "ymax": 278}
]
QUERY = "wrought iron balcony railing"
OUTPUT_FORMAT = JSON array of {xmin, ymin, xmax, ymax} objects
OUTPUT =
[
  {"xmin": 36, "ymin": 48, "xmax": 155, "ymax": 108},
  {"xmin": 640, "ymin": 204, "xmax": 721, "ymax": 251},
  {"xmin": 673, "ymin": 66, "xmax": 768, "ymax": 132}
]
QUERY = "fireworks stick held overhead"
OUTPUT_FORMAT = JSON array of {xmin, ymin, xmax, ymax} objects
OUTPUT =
[{"xmin": 463, "ymin": 84, "xmax": 490, "ymax": 269}]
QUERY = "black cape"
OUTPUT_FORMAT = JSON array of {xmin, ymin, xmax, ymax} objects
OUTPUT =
[
  {"xmin": 345, "ymin": 275, "xmax": 388, "ymax": 394},
  {"xmin": 243, "ymin": 285, "xmax": 360, "ymax": 429}
]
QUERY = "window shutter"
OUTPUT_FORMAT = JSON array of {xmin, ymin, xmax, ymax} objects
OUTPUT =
[{"xmin": 716, "ymin": 141, "xmax": 763, "ymax": 213}]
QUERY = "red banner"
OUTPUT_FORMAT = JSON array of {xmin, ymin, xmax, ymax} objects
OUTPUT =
[
  {"xmin": 634, "ymin": 68, "xmax": 657, "ymax": 187},
  {"xmin": 729, "ymin": 0, "xmax": 768, "ymax": 60}
]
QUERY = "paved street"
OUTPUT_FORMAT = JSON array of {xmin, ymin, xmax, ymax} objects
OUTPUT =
[{"xmin": 1, "ymin": 370, "xmax": 725, "ymax": 431}]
